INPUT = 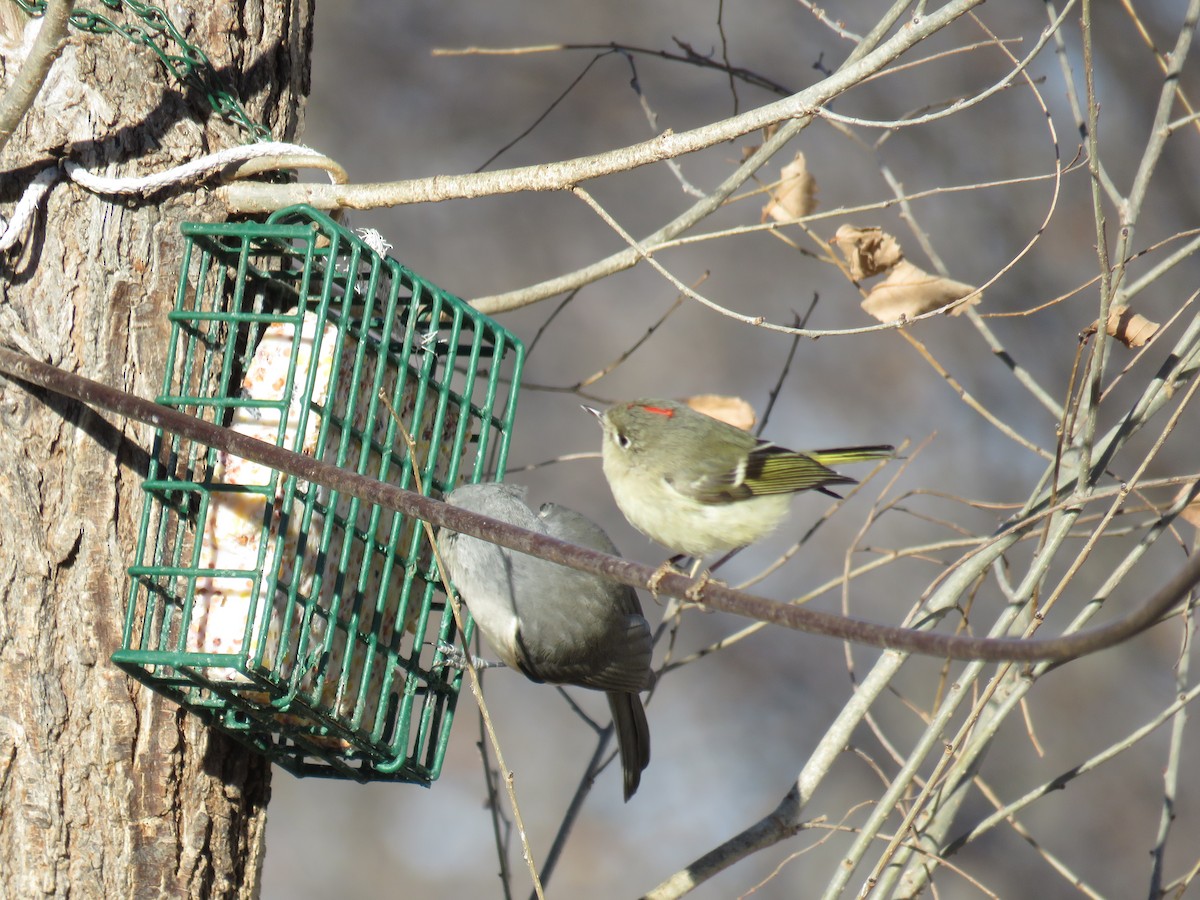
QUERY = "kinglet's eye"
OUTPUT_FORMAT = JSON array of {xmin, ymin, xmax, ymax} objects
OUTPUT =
[{"xmin": 616, "ymin": 432, "xmax": 631, "ymax": 450}]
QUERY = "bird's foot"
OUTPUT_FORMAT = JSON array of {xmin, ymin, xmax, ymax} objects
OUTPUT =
[
  {"xmin": 434, "ymin": 640, "xmax": 505, "ymax": 672},
  {"xmin": 685, "ymin": 569, "xmax": 721, "ymax": 603},
  {"xmin": 647, "ymin": 560, "xmax": 683, "ymax": 600}
]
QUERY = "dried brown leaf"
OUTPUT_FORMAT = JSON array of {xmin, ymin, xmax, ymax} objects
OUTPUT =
[
  {"xmin": 1105, "ymin": 305, "xmax": 1159, "ymax": 348},
  {"xmin": 762, "ymin": 152, "xmax": 817, "ymax": 223},
  {"xmin": 831, "ymin": 225, "xmax": 905, "ymax": 280},
  {"xmin": 861, "ymin": 261, "xmax": 982, "ymax": 323},
  {"xmin": 1175, "ymin": 484, "xmax": 1200, "ymax": 529},
  {"xmin": 684, "ymin": 394, "xmax": 756, "ymax": 431}
]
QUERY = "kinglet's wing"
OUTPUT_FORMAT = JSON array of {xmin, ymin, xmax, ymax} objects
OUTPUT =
[
  {"xmin": 682, "ymin": 441, "xmax": 897, "ymax": 501},
  {"xmin": 677, "ymin": 440, "xmax": 851, "ymax": 502},
  {"xmin": 742, "ymin": 445, "xmax": 857, "ymax": 495}
]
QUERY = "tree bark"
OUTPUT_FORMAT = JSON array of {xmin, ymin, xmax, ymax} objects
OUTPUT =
[{"xmin": 0, "ymin": 3, "xmax": 312, "ymax": 896}]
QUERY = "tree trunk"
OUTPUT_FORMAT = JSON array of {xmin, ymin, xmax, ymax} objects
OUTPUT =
[{"xmin": 0, "ymin": 3, "xmax": 312, "ymax": 895}]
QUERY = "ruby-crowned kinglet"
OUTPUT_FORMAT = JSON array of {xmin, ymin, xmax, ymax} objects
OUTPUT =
[
  {"xmin": 589, "ymin": 399, "xmax": 894, "ymax": 558},
  {"xmin": 440, "ymin": 482, "xmax": 653, "ymax": 801}
]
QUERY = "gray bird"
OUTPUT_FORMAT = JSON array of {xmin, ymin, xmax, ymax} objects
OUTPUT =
[{"xmin": 439, "ymin": 482, "xmax": 654, "ymax": 801}]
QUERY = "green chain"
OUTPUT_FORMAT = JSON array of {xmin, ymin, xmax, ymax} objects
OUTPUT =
[{"xmin": 14, "ymin": 0, "xmax": 272, "ymax": 142}]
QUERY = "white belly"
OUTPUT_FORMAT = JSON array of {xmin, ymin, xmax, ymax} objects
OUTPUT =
[{"xmin": 610, "ymin": 476, "xmax": 792, "ymax": 557}]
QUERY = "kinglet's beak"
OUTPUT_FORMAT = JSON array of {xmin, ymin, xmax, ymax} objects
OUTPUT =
[{"xmin": 581, "ymin": 405, "xmax": 603, "ymax": 424}]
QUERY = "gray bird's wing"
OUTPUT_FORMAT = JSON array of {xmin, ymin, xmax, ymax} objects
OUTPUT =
[
  {"xmin": 529, "ymin": 502, "xmax": 655, "ymax": 692},
  {"xmin": 440, "ymin": 483, "xmax": 547, "ymax": 672}
]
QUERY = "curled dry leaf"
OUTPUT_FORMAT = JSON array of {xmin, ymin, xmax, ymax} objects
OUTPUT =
[
  {"xmin": 831, "ymin": 224, "xmax": 904, "ymax": 281},
  {"xmin": 741, "ymin": 123, "xmax": 782, "ymax": 160},
  {"xmin": 684, "ymin": 394, "xmax": 757, "ymax": 431},
  {"xmin": 1174, "ymin": 483, "xmax": 1200, "ymax": 530},
  {"xmin": 762, "ymin": 152, "xmax": 817, "ymax": 223},
  {"xmin": 1105, "ymin": 305, "xmax": 1159, "ymax": 349},
  {"xmin": 861, "ymin": 260, "xmax": 981, "ymax": 323}
]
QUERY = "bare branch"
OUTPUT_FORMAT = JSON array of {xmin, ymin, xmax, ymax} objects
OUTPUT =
[
  {"xmin": 3, "ymin": 345, "xmax": 1199, "ymax": 665},
  {"xmin": 0, "ymin": 0, "xmax": 74, "ymax": 154}
]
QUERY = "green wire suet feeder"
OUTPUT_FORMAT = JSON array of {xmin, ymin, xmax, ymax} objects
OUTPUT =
[{"xmin": 112, "ymin": 206, "xmax": 524, "ymax": 782}]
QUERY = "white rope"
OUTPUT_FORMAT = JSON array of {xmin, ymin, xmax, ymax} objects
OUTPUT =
[
  {"xmin": 0, "ymin": 142, "xmax": 335, "ymax": 252},
  {"xmin": 63, "ymin": 142, "xmax": 330, "ymax": 195},
  {"xmin": 0, "ymin": 164, "xmax": 58, "ymax": 252}
]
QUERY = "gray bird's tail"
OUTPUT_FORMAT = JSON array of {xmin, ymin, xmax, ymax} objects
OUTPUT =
[{"xmin": 608, "ymin": 691, "xmax": 651, "ymax": 801}]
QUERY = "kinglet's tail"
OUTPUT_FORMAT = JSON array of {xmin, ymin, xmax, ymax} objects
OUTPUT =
[{"xmin": 806, "ymin": 445, "xmax": 896, "ymax": 467}]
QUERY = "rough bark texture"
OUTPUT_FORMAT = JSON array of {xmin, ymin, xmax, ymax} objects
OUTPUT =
[{"xmin": 0, "ymin": 3, "xmax": 313, "ymax": 896}]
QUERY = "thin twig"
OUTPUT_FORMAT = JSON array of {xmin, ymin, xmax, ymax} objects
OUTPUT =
[
  {"xmin": 943, "ymin": 679, "xmax": 1200, "ymax": 855},
  {"xmin": 1147, "ymin": 599, "xmax": 1194, "ymax": 896},
  {"xmin": 383, "ymin": 394, "xmax": 544, "ymax": 900},
  {"xmin": 475, "ymin": 50, "xmax": 616, "ymax": 173},
  {"xmin": 220, "ymin": 3, "xmax": 988, "ymax": 220}
]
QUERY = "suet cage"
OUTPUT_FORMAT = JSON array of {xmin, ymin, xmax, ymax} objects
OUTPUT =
[{"xmin": 111, "ymin": 205, "xmax": 524, "ymax": 782}]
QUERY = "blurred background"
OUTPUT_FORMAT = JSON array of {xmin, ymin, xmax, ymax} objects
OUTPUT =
[{"xmin": 261, "ymin": 2, "xmax": 1200, "ymax": 897}]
